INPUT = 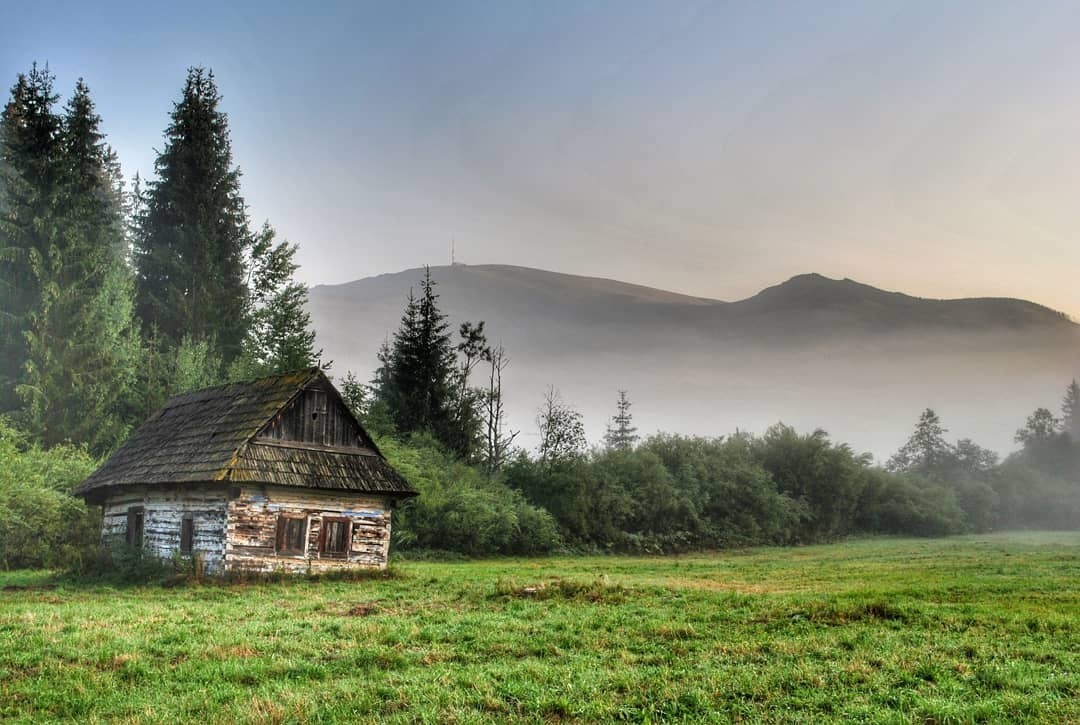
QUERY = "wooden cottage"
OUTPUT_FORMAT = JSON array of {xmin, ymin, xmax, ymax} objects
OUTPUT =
[{"xmin": 74, "ymin": 368, "xmax": 417, "ymax": 574}]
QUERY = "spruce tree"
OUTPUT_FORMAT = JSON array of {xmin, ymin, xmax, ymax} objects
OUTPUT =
[
  {"xmin": 134, "ymin": 67, "xmax": 250, "ymax": 365},
  {"xmin": 376, "ymin": 289, "xmax": 418, "ymax": 430},
  {"xmin": 1061, "ymin": 379, "xmax": 1080, "ymax": 441},
  {"xmin": 15, "ymin": 78, "xmax": 141, "ymax": 452},
  {"xmin": 0, "ymin": 65, "xmax": 63, "ymax": 412},
  {"xmin": 604, "ymin": 390, "xmax": 639, "ymax": 451},
  {"xmin": 376, "ymin": 267, "xmax": 457, "ymax": 444}
]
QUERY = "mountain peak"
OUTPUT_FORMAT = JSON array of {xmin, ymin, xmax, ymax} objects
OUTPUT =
[{"xmin": 742, "ymin": 272, "xmax": 902, "ymax": 311}]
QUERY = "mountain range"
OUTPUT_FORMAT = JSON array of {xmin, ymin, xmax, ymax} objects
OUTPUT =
[{"xmin": 307, "ymin": 264, "xmax": 1080, "ymax": 459}]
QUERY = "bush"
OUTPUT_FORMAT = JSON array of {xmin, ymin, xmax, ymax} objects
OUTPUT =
[
  {"xmin": 855, "ymin": 469, "xmax": 968, "ymax": 536},
  {"xmin": 381, "ymin": 433, "xmax": 562, "ymax": 556},
  {"xmin": 991, "ymin": 461, "xmax": 1080, "ymax": 530},
  {"xmin": 0, "ymin": 419, "xmax": 100, "ymax": 569}
]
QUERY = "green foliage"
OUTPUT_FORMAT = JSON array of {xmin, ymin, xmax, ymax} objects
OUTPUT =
[
  {"xmin": 171, "ymin": 335, "xmax": 223, "ymax": 394},
  {"xmin": 884, "ymin": 404, "xmax": 1080, "ymax": 533},
  {"xmin": 887, "ymin": 408, "xmax": 954, "ymax": 479},
  {"xmin": 643, "ymin": 433, "xmax": 805, "ymax": 547},
  {"xmin": 0, "ymin": 417, "xmax": 98, "ymax": 569},
  {"xmin": 373, "ymin": 268, "xmax": 489, "ymax": 459},
  {"xmin": 0, "ymin": 70, "xmax": 141, "ymax": 454},
  {"xmin": 231, "ymin": 222, "xmax": 318, "ymax": 378},
  {"xmin": 337, "ymin": 369, "xmax": 395, "ymax": 439},
  {"xmin": 379, "ymin": 433, "xmax": 561, "ymax": 556},
  {"xmin": 510, "ymin": 424, "xmax": 980, "ymax": 554},
  {"xmin": 1061, "ymin": 379, "xmax": 1080, "ymax": 441},
  {"xmin": 1015, "ymin": 407, "xmax": 1060, "ymax": 447},
  {"xmin": 753, "ymin": 424, "xmax": 869, "ymax": 542},
  {"xmin": 0, "ymin": 64, "xmax": 61, "ymax": 413},
  {"xmin": 855, "ymin": 469, "xmax": 968, "ymax": 536},
  {"xmin": 133, "ymin": 67, "xmax": 250, "ymax": 366},
  {"xmin": 991, "ymin": 459, "xmax": 1080, "ymax": 530},
  {"xmin": 603, "ymin": 389, "xmax": 638, "ymax": 451},
  {"xmin": 444, "ymin": 320, "xmax": 488, "ymax": 461},
  {"xmin": 535, "ymin": 386, "xmax": 586, "ymax": 465},
  {"xmin": 374, "ymin": 270, "xmax": 455, "ymax": 440}
]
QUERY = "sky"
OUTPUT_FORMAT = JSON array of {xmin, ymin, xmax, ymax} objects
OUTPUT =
[{"xmin": 5, "ymin": 0, "xmax": 1079, "ymax": 316}]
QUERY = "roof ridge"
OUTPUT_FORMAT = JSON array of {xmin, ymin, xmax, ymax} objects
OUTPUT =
[{"xmin": 162, "ymin": 367, "xmax": 321, "ymax": 407}]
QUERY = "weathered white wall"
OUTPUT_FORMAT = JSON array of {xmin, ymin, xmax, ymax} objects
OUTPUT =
[
  {"xmin": 225, "ymin": 485, "xmax": 393, "ymax": 574},
  {"xmin": 101, "ymin": 487, "xmax": 229, "ymax": 573}
]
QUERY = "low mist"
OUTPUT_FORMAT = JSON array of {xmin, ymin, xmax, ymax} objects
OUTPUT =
[{"xmin": 309, "ymin": 264, "xmax": 1080, "ymax": 461}]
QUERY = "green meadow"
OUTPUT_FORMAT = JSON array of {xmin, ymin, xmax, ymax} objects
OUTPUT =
[{"xmin": 1, "ymin": 533, "xmax": 1077, "ymax": 723}]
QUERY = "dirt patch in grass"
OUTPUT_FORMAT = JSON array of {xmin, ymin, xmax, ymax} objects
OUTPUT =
[
  {"xmin": 211, "ymin": 645, "xmax": 258, "ymax": 659},
  {"xmin": 654, "ymin": 577, "xmax": 787, "ymax": 595}
]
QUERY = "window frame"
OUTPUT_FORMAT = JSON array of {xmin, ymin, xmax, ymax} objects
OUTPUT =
[
  {"xmin": 319, "ymin": 517, "xmax": 352, "ymax": 559},
  {"xmin": 275, "ymin": 515, "xmax": 309, "ymax": 557}
]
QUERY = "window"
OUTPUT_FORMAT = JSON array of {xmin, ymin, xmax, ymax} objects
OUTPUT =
[
  {"xmin": 275, "ymin": 516, "xmax": 307, "ymax": 556},
  {"xmin": 126, "ymin": 507, "xmax": 144, "ymax": 547},
  {"xmin": 180, "ymin": 515, "xmax": 194, "ymax": 555},
  {"xmin": 320, "ymin": 518, "xmax": 351, "ymax": 558}
]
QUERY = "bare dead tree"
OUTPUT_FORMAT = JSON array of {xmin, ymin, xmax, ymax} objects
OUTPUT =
[{"xmin": 482, "ymin": 344, "xmax": 518, "ymax": 474}]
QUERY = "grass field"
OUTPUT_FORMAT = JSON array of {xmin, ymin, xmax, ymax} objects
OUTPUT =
[{"xmin": 1, "ymin": 533, "xmax": 1077, "ymax": 723}]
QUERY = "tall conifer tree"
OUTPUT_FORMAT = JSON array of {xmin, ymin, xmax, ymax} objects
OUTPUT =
[
  {"xmin": 1061, "ymin": 379, "xmax": 1080, "ymax": 442},
  {"xmin": 0, "ymin": 65, "xmax": 63, "ymax": 412},
  {"xmin": 604, "ymin": 390, "xmax": 639, "ymax": 451},
  {"xmin": 375, "ymin": 268, "xmax": 457, "ymax": 442},
  {"xmin": 134, "ymin": 67, "xmax": 250, "ymax": 365},
  {"xmin": 10, "ymin": 77, "xmax": 140, "ymax": 451}
]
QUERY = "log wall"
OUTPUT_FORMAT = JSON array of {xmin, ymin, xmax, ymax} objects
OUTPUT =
[
  {"xmin": 224, "ymin": 485, "xmax": 393, "ymax": 574},
  {"xmin": 101, "ymin": 487, "xmax": 229, "ymax": 573}
]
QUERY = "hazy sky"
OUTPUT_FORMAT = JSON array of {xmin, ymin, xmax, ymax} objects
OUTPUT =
[{"xmin": 5, "ymin": 1, "xmax": 1079, "ymax": 316}]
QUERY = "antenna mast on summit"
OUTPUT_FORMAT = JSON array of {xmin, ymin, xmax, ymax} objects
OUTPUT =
[{"xmin": 451, "ymin": 237, "xmax": 456, "ymax": 266}]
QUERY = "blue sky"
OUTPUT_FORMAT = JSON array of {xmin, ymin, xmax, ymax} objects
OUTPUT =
[{"xmin": 5, "ymin": 1, "xmax": 1079, "ymax": 315}]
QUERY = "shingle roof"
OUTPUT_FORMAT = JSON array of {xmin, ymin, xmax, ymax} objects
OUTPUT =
[{"xmin": 74, "ymin": 368, "xmax": 416, "ymax": 501}]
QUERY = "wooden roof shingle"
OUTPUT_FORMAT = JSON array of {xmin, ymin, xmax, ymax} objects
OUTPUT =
[{"xmin": 74, "ymin": 368, "xmax": 416, "ymax": 500}]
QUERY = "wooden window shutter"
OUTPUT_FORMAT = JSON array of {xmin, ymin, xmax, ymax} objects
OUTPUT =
[
  {"xmin": 126, "ymin": 507, "xmax": 144, "ymax": 547},
  {"xmin": 275, "ymin": 516, "xmax": 286, "ymax": 553},
  {"xmin": 180, "ymin": 516, "xmax": 194, "ymax": 555}
]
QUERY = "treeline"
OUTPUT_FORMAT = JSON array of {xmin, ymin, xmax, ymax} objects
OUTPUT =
[
  {"xmin": 375, "ymin": 410, "xmax": 1079, "ymax": 558},
  {"xmin": 0, "ymin": 64, "xmax": 319, "ymax": 457},
  {"xmin": 344, "ymin": 266, "xmax": 1080, "ymax": 557}
]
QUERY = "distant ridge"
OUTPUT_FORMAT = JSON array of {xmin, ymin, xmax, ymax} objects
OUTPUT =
[
  {"xmin": 728, "ymin": 272, "xmax": 1073, "ymax": 332},
  {"xmin": 313, "ymin": 264, "xmax": 1074, "ymax": 336},
  {"xmin": 307, "ymin": 263, "xmax": 1080, "ymax": 459}
]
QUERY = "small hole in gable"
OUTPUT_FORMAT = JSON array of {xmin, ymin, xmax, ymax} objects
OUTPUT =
[{"xmin": 311, "ymin": 412, "xmax": 319, "ymax": 421}]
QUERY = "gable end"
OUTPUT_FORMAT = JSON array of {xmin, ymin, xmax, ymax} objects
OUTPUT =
[{"xmin": 257, "ymin": 380, "xmax": 373, "ymax": 451}]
